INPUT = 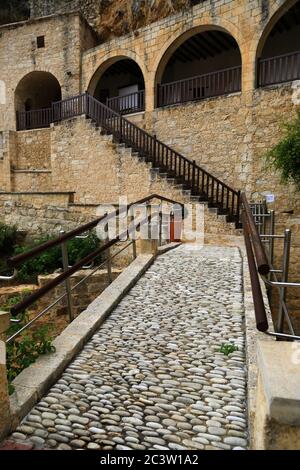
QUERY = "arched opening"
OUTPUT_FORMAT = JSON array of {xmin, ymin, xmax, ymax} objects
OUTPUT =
[
  {"xmin": 257, "ymin": 1, "xmax": 300, "ymax": 87},
  {"xmin": 89, "ymin": 58, "xmax": 145, "ymax": 115},
  {"xmin": 156, "ymin": 29, "xmax": 242, "ymax": 108},
  {"xmin": 15, "ymin": 71, "xmax": 61, "ymax": 130}
]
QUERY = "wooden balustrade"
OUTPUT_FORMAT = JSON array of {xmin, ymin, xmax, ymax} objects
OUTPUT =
[
  {"xmin": 258, "ymin": 50, "xmax": 300, "ymax": 87},
  {"xmin": 157, "ymin": 66, "xmax": 242, "ymax": 107},
  {"xmin": 106, "ymin": 90, "xmax": 145, "ymax": 115}
]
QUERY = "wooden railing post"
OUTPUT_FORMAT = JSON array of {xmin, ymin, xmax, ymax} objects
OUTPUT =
[
  {"xmin": 192, "ymin": 160, "xmax": 196, "ymax": 195},
  {"xmin": 85, "ymin": 91, "xmax": 89, "ymax": 118},
  {"xmin": 236, "ymin": 190, "xmax": 241, "ymax": 226},
  {"xmin": 153, "ymin": 134, "xmax": 157, "ymax": 166}
]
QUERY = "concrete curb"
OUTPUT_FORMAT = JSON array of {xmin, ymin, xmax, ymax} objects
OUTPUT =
[
  {"xmin": 157, "ymin": 241, "xmax": 182, "ymax": 255},
  {"xmin": 237, "ymin": 239, "xmax": 274, "ymax": 449},
  {"xmin": 257, "ymin": 341, "xmax": 300, "ymax": 426},
  {"xmin": 9, "ymin": 254, "xmax": 155, "ymax": 430}
]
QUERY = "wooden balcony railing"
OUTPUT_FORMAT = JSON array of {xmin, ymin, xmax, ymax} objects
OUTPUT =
[
  {"xmin": 258, "ymin": 50, "xmax": 300, "ymax": 87},
  {"xmin": 157, "ymin": 66, "xmax": 242, "ymax": 107},
  {"xmin": 16, "ymin": 107, "xmax": 53, "ymax": 131},
  {"xmin": 106, "ymin": 90, "xmax": 145, "ymax": 115}
]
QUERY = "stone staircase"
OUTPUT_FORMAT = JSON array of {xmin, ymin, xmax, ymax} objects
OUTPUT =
[{"xmin": 88, "ymin": 120, "xmax": 239, "ymax": 237}]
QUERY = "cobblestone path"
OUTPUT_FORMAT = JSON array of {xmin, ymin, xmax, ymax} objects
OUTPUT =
[{"xmin": 10, "ymin": 245, "xmax": 247, "ymax": 450}]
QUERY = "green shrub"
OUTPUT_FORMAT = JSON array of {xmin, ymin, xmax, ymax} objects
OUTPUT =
[
  {"xmin": 6, "ymin": 318, "xmax": 55, "ymax": 394},
  {"xmin": 266, "ymin": 111, "xmax": 300, "ymax": 190},
  {"xmin": 15, "ymin": 232, "xmax": 101, "ymax": 282},
  {"xmin": 0, "ymin": 221, "xmax": 17, "ymax": 255},
  {"xmin": 15, "ymin": 238, "xmax": 61, "ymax": 282},
  {"xmin": 3, "ymin": 295, "xmax": 55, "ymax": 395}
]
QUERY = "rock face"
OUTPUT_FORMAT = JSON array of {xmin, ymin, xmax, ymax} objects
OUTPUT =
[
  {"xmin": 28, "ymin": 0, "xmax": 201, "ymax": 40},
  {"xmin": 0, "ymin": 0, "xmax": 30, "ymax": 25}
]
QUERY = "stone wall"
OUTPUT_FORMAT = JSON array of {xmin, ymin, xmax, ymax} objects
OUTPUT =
[
  {"xmin": 50, "ymin": 115, "xmax": 188, "ymax": 205},
  {"xmin": 11, "ymin": 170, "xmax": 52, "ymax": 192},
  {"xmin": 149, "ymin": 85, "xmax": 300, "ymax": 216},
  {"xmin": 82, "ymin": 0, "xmax": 293, "ymax": 107},
  {"xmin": 0, "ymin": 192, "xmax": 81, "ymax": 236},
  {"xmin": 37, "ymin": 268, "xmax": 121, "ymax": 318},
  {"xmin": 14, "ymin": 129, "xmax": 51, "ymax": 169},
  {"xmin": 0, "ymin": 12, "xmax": 97, "ymax": 131}
]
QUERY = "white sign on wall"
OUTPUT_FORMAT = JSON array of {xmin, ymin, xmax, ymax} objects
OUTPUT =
[{"xmin": 265, "ymin": 194, "xmax": 275, "ymax": 203}]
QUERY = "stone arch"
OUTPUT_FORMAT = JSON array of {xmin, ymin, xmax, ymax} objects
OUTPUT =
[
  {"xmin": 14, "ymin": 71, "xmax": 61, "ymax": 112},
  {"xmin": 153, "ymin": 23, "xmax": 242, "ymax": 108},
  {"xmin": 255, "ymin": 0, "xmax": 300, "ymax": 87},
  {"xmin": 87, "ymin": 51, "xmax": 147, "ymax": 98},
  {"xmin": 256, "ymin": 0, "xmax": 300, "ymax": 59}
]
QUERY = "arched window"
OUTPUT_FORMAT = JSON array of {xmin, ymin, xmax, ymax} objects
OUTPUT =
[
  {"xmin": 88, "ymin": 58, "xmax": 145, "ymax": 115},
  {"xmin": 15, "ymin": 71, "xmax": 61, "ymax": 130},
  {"xmin": 257, "ymin": 1, "xmax": 300, "ymax": 87},
  {"xmin": 156, "ymin": 29, "xmax": 242, "ymax": 108}
]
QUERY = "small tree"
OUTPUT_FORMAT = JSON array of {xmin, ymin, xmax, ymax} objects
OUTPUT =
[{"xmin": 266, "ymin": 111, "xmax": 300, "ymax": 190}]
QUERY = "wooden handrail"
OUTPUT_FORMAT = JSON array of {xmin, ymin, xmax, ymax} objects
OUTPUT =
[
  {"xmin": 258, "ymin": 50, "xmax": 300, "ymax": 87},
  {"xmin": 84, "ymin": 93, "xmax": 241, "ymax": 225},
  {"xmin": 158, "ymin": 66, "xmax": 241, "ymax": 107},
  {"xmin": 15, "ymin": 92, "xmax": 241, "ymax": 226},
  {"xmin": 106, "ymin": 90, "xmax": 145, "ymax": 115}
]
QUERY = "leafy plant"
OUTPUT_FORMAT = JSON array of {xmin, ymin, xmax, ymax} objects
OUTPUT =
[
  {"xmin": 6, "ymin": 314, "xmax": 55, "ymax": 394},
  {"xmin": 2, "ymin": 294, "xmax": 23, "ymax": 312},
  {"xmin": 4, "ymin": 295, "xmax": 55, "ymax": 394},
  {"xmin": 266, "ymin": 110, "xmax": 300, "ymax": 190},
  {"xmin": 14, "ymin": 232, "xmax": 101, "ymax": 282},
  {"xmin": 219, "ymin": 343, "xmax": 239, "ymax": 356},
  {"xmin": 0, "ymin": 221, "xmax": 17, "ymax": 255}
]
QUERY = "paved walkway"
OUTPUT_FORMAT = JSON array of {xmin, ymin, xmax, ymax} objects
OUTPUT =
[{"xmin": 8, "ymin": 245, "xmax": 247, "ymax": 450}]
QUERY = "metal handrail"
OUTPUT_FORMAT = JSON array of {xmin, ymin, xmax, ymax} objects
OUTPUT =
[
  {"xmin": 8, "ymin": 194, "xmax": 184, "ymax": 269},
  {"xmin": 241, "ymin": 193, "xmax": 270, "ymax": 275},
  {"xmin": 4, "ymin": 199, "xmax": 178, "ymax": 343},
  {"xmin": 5, "ymin": 242, "xmax": 134, "ymax": 344},
  {"xmin": 242, "ymin": 193, "xmax": 300, "ymax": 340},
  {"xmin": 242, "ymin": 213, "xmax": 269, "ymax": 332},
  {"xmin": 5, "ymin": 195, "xmax": 183, "ymax": 319}
]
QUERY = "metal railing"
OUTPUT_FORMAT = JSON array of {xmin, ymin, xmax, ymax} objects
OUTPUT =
[
  {"xmin": 157, "ymin": 66, "xmax": 242, "ymax": 107},
  {"xmin": 241, "ymin": 193, "xmax": 300, "ymax": 341},
  {"xmin": 14, "ymin": 92, "xmax": 241, "ymax": 226},
  {"xmin": 106, "ymin": 90, "xmax": 145, "ymax": 115},
  {"xmin": 1, "ymin": 194, "xmax": 184, "ymax": 343},
  {"xmin": 258, "ymin": 50, "xmax": 300, "ymax": 87}
]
